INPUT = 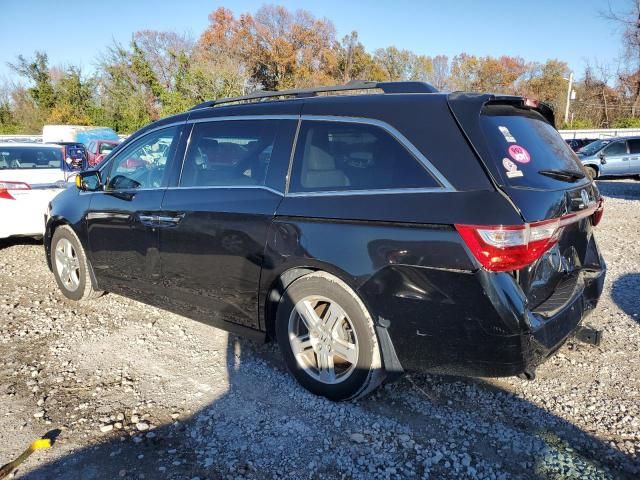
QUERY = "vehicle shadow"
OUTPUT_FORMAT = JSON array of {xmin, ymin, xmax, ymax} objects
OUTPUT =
[
  {"xmin": 18, "ymin": 335, "xmax": 638, "ymax": 479},
  {"xmin": 611, "ymin": 273, "xmax": 640, "ymax": 323},
  {"xmin": 0, "ymin": 237, "xmax": 42, "ymax": 251},
  {"xmin": 596, "ymin": 179, "xmax": 640, "ymax": 200}
]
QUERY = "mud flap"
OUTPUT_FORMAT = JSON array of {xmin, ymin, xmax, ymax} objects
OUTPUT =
[{"xmin": 375, "ymin": 323, "xmax": 404, "ymax": 383}]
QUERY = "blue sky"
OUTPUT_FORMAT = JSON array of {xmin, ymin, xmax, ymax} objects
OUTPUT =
[{"xmin": 0, "ymin": 0, "xmax": 628, "ymax": 83}]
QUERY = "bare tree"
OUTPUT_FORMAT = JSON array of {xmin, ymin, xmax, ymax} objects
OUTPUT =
[
  {"xmin": 430, "ymin": 55, "xmax": 449, "ymax": 90},
  {"xmin": 602, "ymin": 0, "xmax": 640, "ymax": 115}
]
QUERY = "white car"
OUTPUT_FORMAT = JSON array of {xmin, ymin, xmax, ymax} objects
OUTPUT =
[{"xmin": 0, "ymin": 143, "xmax": 70, "ymax": 239}]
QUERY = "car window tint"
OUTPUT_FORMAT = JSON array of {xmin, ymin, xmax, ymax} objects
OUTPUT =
[
  {"xmin": 180, "ymin": 120, "xmax": 279, "ymax": 187},
  {"xmin": 628, "ymin": 139, "xmax": 640, "ymax": 154},
  {"xmin": 0, "ymin": 147, "xmax": 62, "ymax": 169},
  {"xmin": 604, "ymin": 141, "xmax": 627, "ymax": 156},
  {"xmin": 289, "ymin": 121, "xmax": 438, "ymax": 193},
  {"xmin": 107, "ymin": 127, "xmax": 177, "ymax": 190}
]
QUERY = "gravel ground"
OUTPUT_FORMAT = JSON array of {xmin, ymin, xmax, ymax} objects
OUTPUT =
[{"xmin": 0, "ymin": 179, "xmax": 639, "ymax": 480}]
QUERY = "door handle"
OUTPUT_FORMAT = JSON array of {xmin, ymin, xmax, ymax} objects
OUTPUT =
[
  {"xmin": 156, "ymin": 213, "xmax": 184, "ymax": 223},
  {"xmin": 622, "ymin": 157, "xmax": 630, "ymax": 161},
  {"xmin": 630, "ymin": 157, "xmax": 638, "ymax": 160},
  {"xmin": 138, "ymin": 214, "xmax": 156, "ymax": 227},
  {"xmin": 156, "ymin": 213, "xmax": 185, "ymax": 227}
]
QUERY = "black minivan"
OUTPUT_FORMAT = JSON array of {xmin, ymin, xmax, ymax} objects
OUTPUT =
[{"xmin": 45, "ymin": 81, "xmax": 606, "ymax": 400}]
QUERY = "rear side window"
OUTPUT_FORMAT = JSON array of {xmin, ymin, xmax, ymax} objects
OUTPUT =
[
  {"xmin": 603, "ymin": 141, "xmax": 628, "ymax": 156},
  {"xmin": 180, "ymin": 121, "xmax": 280, "ymax": 188},
  {"xmin": 481, "ymin": 105, "xmax": 589, "ymax": 190},
  {"xmin": 289, "ymin": 121, "xmax": 438, "ymax": 193},
  {"xmin": 629, "ymin": 139, "xmax": 640, "ymax": 154},
  {"xmin": 0, "ymin": 147, "xmax": 62, "ymax": 169}
]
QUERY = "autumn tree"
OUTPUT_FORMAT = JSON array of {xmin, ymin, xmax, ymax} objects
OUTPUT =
[
  {"xmin": 3, "ymin": 4, "xmax": 633, "ymax": 134},
  {"xmin": 199, "ymin": 5, "xmax": 339, "ymax": 90},
  {"xmin": 335, "ymin": 31, "xmax": 385, "ymax": 82}
]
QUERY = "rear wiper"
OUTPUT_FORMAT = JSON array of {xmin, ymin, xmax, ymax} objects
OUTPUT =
[{"xmin": 538, "ymin": 169, "xmax": 585, "ymax": 182}]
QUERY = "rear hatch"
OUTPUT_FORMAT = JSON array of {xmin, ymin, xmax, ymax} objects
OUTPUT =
[{"xmin": 448, "ymin": 93, "xmax": 604, "ymax": 310}]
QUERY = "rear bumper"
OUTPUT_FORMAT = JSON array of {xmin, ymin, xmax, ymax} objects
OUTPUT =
[
  {"xmin": 359, "ymin": 256, "xmax": 606, "ymax": 378},
  {"xmin": 0, "ymin": 196, "xmax": 55, "ymax": 239}
]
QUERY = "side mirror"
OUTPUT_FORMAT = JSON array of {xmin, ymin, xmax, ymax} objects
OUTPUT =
[
  {"xmin": 598, "ymin": 152, "xmax": 606, "ymax": 164},
  {"xmin": 75, "ymin": 170, "xmax": 102, "ymax": 192}
]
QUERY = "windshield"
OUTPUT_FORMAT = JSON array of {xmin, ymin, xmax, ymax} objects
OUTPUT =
[
  {"xmin": 481, "ymin": 105, "xmax": 588, "ymax": 190},
  {"xmin": 99, "ymin": 143, "xmax": 116, "ymax": 154},
  {"xmin": 0, "ymin": 147, "xmax": 63, "ymax": 169},
  {"xmin": 577, "ymin": 139, "xmax": 611, "ymax": 156}
]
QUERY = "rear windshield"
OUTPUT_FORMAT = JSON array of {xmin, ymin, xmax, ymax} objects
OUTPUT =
[
  {"xmin": 99, "ymin": 143, "xmax": 116, "ymax": 154},
  {"xmin": 577, "ymin": 139, "xmax": 611, "ymax": 156},
  {"xmin": 481, "ymin": 105, "xmax": 588, "ymax": 190},
  {"xmin": 0, "ymin": 147, "xmax": 63, "ymax": 169}
]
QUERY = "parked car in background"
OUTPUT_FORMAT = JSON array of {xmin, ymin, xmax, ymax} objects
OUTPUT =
[
  {"xmin": 565, "ymin": 138, "xmax": 596, "ymax": 152},
  {"xmin": 0, "ymin": 143, "xmax": 69, "ymax": 239},
  {"xmin": 86, "ymin": 140, "xmax": 119, "ymax": 167},
  {"xmin": 578, "ymin": 136, "xmax": 640, "ymax": 180},
  {"xmin": 45, "ymin": 81, "xmax": 606, "ymax": 401},
  {"xmin": 50, "ymin": 142, "xmax": 89, "ymax": 172}
]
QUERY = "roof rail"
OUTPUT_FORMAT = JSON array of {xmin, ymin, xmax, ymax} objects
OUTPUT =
[{"xmin": 189, "ymin": 80, "xmax": 438, "ymax": 110}]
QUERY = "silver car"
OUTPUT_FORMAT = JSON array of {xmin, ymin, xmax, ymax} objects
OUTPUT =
[{"xmin": 578, "ymin": 136, "xmax": 640, "ymax": 180}]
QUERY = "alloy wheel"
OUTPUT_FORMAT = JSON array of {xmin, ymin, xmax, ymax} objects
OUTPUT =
[
  {"xmin": 288, "ymin": 295, "xmax": 359, "ymax": 384},
  {"xmin": 54, "ymin": 238, "xmax": 81, "ymax": 292}
]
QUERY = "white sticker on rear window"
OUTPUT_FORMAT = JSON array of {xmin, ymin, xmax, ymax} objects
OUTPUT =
[
  {"xmin": 502, "ymin": 157, "xmax": 524, "ymax": 178},
  {"xmin": 498, "ymin": 126, "xmax": 516, "ymax": 143}
]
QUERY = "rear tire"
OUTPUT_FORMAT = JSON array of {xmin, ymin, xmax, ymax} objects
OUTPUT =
[
  {"xmin": 585, "ymin": 166, "xmax": 597, "ymax": 180},
  {"xmin": 51, "ymin": 225, "xmax": 103, "ymax": 302},
  {"xmin": 275, "ymin": 271, "xmax": 384, "ymax": 401}
]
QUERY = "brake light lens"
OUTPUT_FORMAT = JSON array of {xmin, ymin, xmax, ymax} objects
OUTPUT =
[
  {"xmin": 456, "ymin": 219, "xmax": 562, "ymax": 272},
  {"xmin": 592, "ymin": 197, "xmax": 604, "ymax": 226},
  {"xmin": 0, "ymin": 181, "xmax": 30, "ymax": 200},
  {"xmin": 456, "ymin": 195, "xmax": 604, "ymax": 272}
]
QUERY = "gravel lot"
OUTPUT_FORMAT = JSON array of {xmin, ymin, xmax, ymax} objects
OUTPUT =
[{"xmin": 0, "ymin": 180, "xmax": 639, "ymax": 480}]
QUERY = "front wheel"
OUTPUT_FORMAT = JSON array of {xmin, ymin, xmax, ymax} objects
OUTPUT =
[
  {"xmin": 51, "ymin": 225, "xmax": 103, "ymax": 302},
  {"xmin": 276, "ymin": 272, "xmax": 384, "ymax": 401},
  {"xmin": 585, "ymin": 166, "xmax": 597, "ymax": 180}
]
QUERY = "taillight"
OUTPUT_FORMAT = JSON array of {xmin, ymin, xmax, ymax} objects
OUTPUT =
[
  {"xmin": 455, "ymin": 219, "xmax": 562, "ymax": 272},
  {"xmin": 456, "ymin": 200, "xmax": 602, "ymax": 272},
  {"xmin": 0, "ymin": 181, "xmax": 31, "ymax": 200},
  {"xmin": 592, "ymin": 197, "xmax": 604, "ymax": 226}
]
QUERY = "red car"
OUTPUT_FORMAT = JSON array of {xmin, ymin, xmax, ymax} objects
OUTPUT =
[{"xmin": 86, "ymin": 140, "xmax": 119, "ymax": 167}]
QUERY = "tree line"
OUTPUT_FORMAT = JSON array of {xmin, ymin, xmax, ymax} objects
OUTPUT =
[{"xmin": 1, "ymin": 4, "xmax": 639, "ymax": 134}]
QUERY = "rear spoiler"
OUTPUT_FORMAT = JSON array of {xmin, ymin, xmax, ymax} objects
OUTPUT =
[{"xmin": 447, "ymin": 92, "xmax": 555, "ymax": 127}]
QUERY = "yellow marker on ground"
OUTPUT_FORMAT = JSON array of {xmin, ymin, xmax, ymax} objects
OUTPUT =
[{"xmin": 0, "ymin": 438, "xmax": 51, "ymax": 479}]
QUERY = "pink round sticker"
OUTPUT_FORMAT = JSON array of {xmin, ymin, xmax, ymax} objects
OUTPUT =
[{"xmin": 508, "ymin": 145, "xmax": 531, "ymax": 164}]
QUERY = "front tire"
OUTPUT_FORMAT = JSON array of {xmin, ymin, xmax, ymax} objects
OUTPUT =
[
  {"xmin": 276, "ymin": 272, "xmax": 384, "ymax": 401},
  {"xmin": 585, "ymin": 166, "xmax": 597, "ymax": 180},
  {"xmin": 51, "ymin": 225, "xmax": 103, "ymax": 302}
]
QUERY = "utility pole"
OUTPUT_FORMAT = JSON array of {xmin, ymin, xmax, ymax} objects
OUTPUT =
[{"xmin": 564, "ymin": 72, "xmax": 573, "ymax": 125}]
